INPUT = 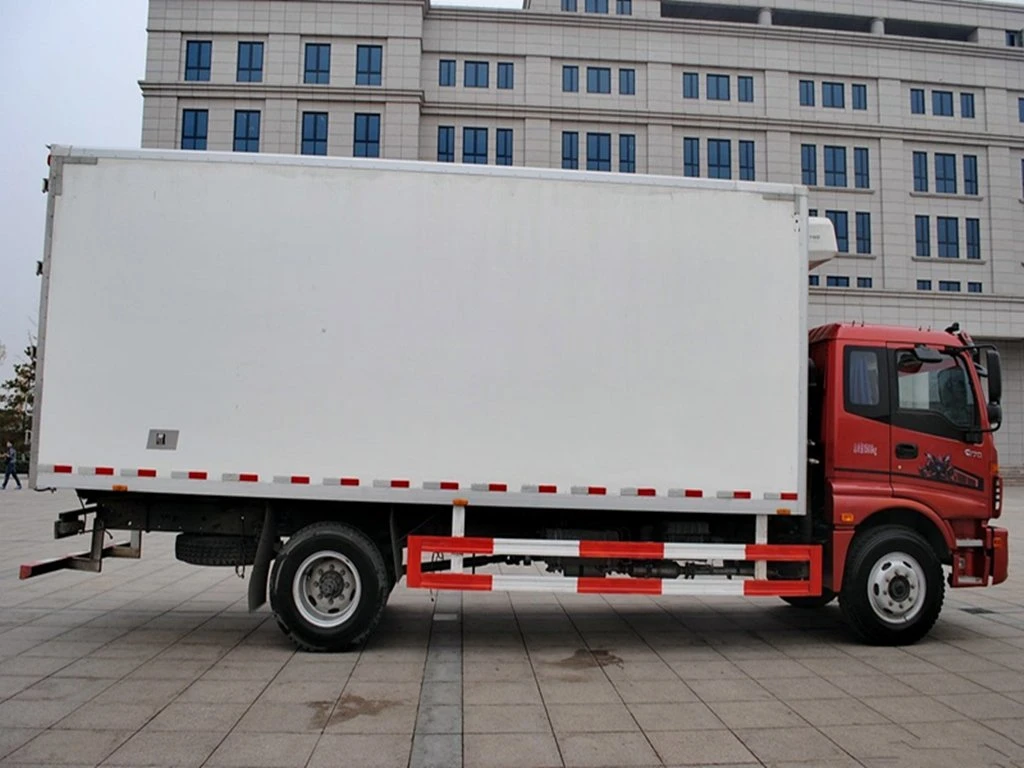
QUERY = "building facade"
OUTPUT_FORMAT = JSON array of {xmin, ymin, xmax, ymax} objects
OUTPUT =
[{"xmin": 141, "ymin": 0, "xmax": 1024, "ymax": 466}]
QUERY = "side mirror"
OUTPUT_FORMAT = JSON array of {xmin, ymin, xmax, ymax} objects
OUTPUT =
[
  {"xmin": 987, "ymin": 349, "xmax": 1002, "ymax": 405},
  {"xmin": 913, "ymin": 345, "xmax": 944, "ymax": 364},
  {"xmin": 987, "ymin": 402, "xmax": 1003, "ymax": 431}
]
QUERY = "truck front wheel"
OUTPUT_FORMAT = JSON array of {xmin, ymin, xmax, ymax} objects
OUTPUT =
[
  {"xmin": 269, "ymin": 522, "xmax": 389, "ymax": 652},
  {"xmin": 840, "ymin": 525, "xmax": 944, "ymax": 646}
]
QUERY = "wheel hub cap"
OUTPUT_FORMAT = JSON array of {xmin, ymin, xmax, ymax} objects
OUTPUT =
[
  {"xmin": 292, "ymin": 551, "xmax": 362, "ymax": 629},
  {"xmin": 867, "ymin": 551, "xmax": 926, "ymax": 625}
]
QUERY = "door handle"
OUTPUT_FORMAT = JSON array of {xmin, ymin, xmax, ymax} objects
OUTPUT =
[{"xmin": 895, "ymin": 443, "xmax": 919, "ymax": 459}]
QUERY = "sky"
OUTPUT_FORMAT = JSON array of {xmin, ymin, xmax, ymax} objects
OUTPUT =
[{"xmin": 0, "ymin": 0, "xmax": 1021, "ymax": 380}]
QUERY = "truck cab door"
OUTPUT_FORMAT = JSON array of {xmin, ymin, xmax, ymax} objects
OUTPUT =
[
  {"xmin": 888, "ymin": 344, "xmax": 989, "ymax": 519},
  {"xmin": 832, "ymin": 345, "xmax": 892, "ymax": 488}
]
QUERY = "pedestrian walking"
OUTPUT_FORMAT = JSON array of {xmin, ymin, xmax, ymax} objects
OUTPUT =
[{"xmin": 3, "ymin": 442, "xmax": 22, "ymax": 490}]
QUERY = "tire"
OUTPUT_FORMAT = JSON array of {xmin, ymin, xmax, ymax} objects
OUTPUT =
[
  {"xmin": 269, "ymin": 522, "xmax": 389, "ymax": 652},
  {"xmin": 839, "ymin": 525, "xmax": 944, "ymax": 646},
  {"xmin": 782, "ymin": 589, "xmax": 836, "ymax": 609},
  {"xmin": 175, "ymin": 534, "xmax": 257, "ymax": 566}
]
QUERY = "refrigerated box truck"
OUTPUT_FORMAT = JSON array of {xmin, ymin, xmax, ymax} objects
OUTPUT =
[{"xmin": 21, "ymin": 147, "xmax": 1008, "ymax": 650}]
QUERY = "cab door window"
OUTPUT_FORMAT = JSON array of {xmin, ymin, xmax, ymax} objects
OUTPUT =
[{"xmin": 893, "ymin": 350, "xmax": 976, "ymax": 440}]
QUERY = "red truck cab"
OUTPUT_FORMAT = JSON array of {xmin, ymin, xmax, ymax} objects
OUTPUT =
[{"xmin": 807, "ymin": 322, "xmax": 1007, "ymax": 643}]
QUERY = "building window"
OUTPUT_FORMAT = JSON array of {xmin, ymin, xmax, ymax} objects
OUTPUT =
[
  {"xmin": 561, "ymin": 0, "xmax": 577, "ymax": 10},
  {"xmin": 968, "ymin": 281, "xmax": 983, "ymax": 293},
  {"xmin": 932, "ymin": 90, "xmax": 954, "ymax": 116},
  {"xmin": 939, "ymin": 281, "xmax": 961, "ymax": 293},
  {"xmin": 465, "ymin": 61, "xmax": 489, "ymax": 88},
  {"xmin": 1019, "ymin": 97, "xmax": 1024, "ymax": 122},
  {"xmin": 563, "ymin": 66, "xmax": 579, "ymax": 93},
  {"xmin": 684, "ymin": 137, "xmax": 699, "ymax": 177},
  {"xmin": 854, "ymin": 147, "xmax": 869, "ymax": 189},
  {"xmin": 237, "ymin": 42, "xmax": 263, "ymax": 82},
  {"xmin": 587, "ymin": 67, "xmax": 611, "ymax": 94},
  {"xmin": 707, "ymin": 74, "xmax": 730, "ymax": 101},
  {"xmin": 683, "ymin": 72, "xmax": 699, "ymax": 99},
  {"xmin": 616, "ymin": 0, "xmax": 632, "ymax": 14},
  {"xmin": 304, "ymin": 43, "xmax": 331, "ymax": 84},
  {"xmin": 1008, "ymin": 30, "xmax": 1023, "ymax": 47},
  {"xmin": 181, "ymin": 109, "xmax": 208, "ymax": 150},
  {"xmin": 915, "ymin": 215, "xmax": 930, "ymax": 257},
  {"xmin": 911, "ymin": 88, "xmax": 926, "ymax": 114},
  {"xmin": 233, "ymin": 110, "xmax": 260, "ymax": 152},
  {"xmin": 809, "ymin": 275, "xmax": 820, "ymax": 286},
  {"xmin": 966, "ymin": 218, "xmax": 981, "ymax": 259},
  {"xmin": 808, "ymin": 208, "xmax": 818, "ymax": 217},
  {"xmin": 437, "ymin": 126, "xmax": 454, "ymax": 162},
  {"xmin": 707, "ymin": 139, "xmax": 731, "ymax": 179},
  {"xmin": 801, "ymin": 144, "xmax": 817, "ymax": 186},
  {"xmin": 739, "ymin": 140, "xmax": 755, "ymax": 181},
  {"xmin": 799, "ymin": 80, "xmax": 815, "ymax": 106},
  {"xmin": 822, "ymin": 82, "xmax": 844, "ymax": 108},
  {"xmin": 185, "ymin": 40, "xmax": 212, "ymax": 81},
  {"xmin": 463, "ymin": 127, "xmax": 488, "ymax": 164},
  {"xmin": 964, "ymin": 155, "xmax": 978, "ymax": 196},
  {"xmin": 960, "ymin": 93, "xmax": 975, "ymax": 119},
  {"xmin": 937, "ymin": 216, "xmax": 959, "ymax": 258},
  {"xmin": 439, "ymin": 59, "xmax": 455, "ymax": 86},
  {"xmin": 856, "ymin": 212, "xmax": 871, "ymax": 255},
  {"xmin": 913, "ymin": 152, "xmax": 928, "ymax": 192},
  {"xmin": 585, "ymin": 0, "xmax": 608, "ymax": 12},
  {"xmin": 852, "ymin": 84, "xmax": 867, "ymax": 110},
  {"xmin": 356, "ymin": 45, "xmax": 382, "ymax": 86},
  {"xmin": 826, "ymin": 210, "xmax": 849, "ymax": 253},
  {"xmin": 562, "ymin": 132, "xmax": 579, "ymax": 169},
  {"xmin": 619, "ymin": 134, "xmax": 635, "ymax": 173},
  {"xmin": 738, "ymin": 76, "xmax": 753, "ymax": 103},
  {"xmin": 935, "ymin": 153, "xmax": 957, "ymax": 194},
  {"xmin": 496, "ymin": 129, "xmax": 513, "ymax": 166},
  {"xmin": 619, "ymin": 68, "xmax": 635, "ymax": 95},
  {"xmin": 301, "ymin": 112, "xmax": 328, "ymax": 155},
  {"xmin": 353, "ymin": 113, "xmax": 380, "ymax": 157},
  {"xmin": 917, "ymin": 279, "xmax": 932, "ymax": 291},
  {"xmin": 826, "ymin": 276, "xmax": 850, "ymax": 287},
  {"xmin": 857, "ymin": 277, "xmax": 873, "ymax": 288},
  {"xmin": 497, "ymin": 62, "xmax": 514, "ymax": 90},
  {"xmin": 824, "ymin": 146, "xmax": 847, "ymax": 188},
  {"xmin": 586, "ymin": 133, "xmax": 612, "ymax": 171}
]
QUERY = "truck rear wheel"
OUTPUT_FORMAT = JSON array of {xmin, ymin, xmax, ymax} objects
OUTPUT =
[
  {"xmin": 840, "ymin": 526, "xmax": 944, "ymax": 646},
  {"xmin": 269, "ymin": 522, "xmax": 389, "ymax": 652}
]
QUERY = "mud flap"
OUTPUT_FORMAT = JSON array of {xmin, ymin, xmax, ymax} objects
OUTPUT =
[{"xmin": 247, "ymin": 503, "xmax": 279, "ymax": 612}]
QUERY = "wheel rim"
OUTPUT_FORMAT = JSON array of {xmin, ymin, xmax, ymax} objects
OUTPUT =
[
  {"xmin": 292, "ymin": 551, "xmax": 362, "ymax": 628},
  {"xmin": 866, "ymin": 550, "xmax": 926, "ymax": 625}
]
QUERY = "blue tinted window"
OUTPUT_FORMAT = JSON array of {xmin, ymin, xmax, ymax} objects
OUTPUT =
[
  {"xmin": 964, "ymin": 155, "xmax": 978, "ymax": 195},
  {"xmin": 932, "ymin": 91, "xmax": 954, "ymax": 116},
  {"xmin": 826, "ymin": 276, "xmax": 850, "ymax": 287},
  {"xmin": 562, "ymin": 131, "xmax": 579, "ymax": 169},
  {"xmin": 437, "ymin": 126, "xmax": 454, "ymax": 162},
  {"xmin": 684, "ymin": 137, "xmax": 699, "ymax": 177},
  {"xmin": 616, "ymin": 0, "xmax": 632, "ymax": 14},
  {"xmin": 356, "ymin": 45, "xmax": 382, "ymax": 85},
  {"xmin": 439, "ymin": 60, "xmax": 455, "ymax": 86},
  {"xmin": 824, "ymin": 146, "xmax": 847, "ymax": 187},
  {"xmin": 1019, "ymin": 97, "xmax": 1024, "ymax": 122},
  {"xmin": 854, "ymin": 147, "xmax": 869, "ymax": 189},
  {"xmin": 237, "ymin": 42, "xmax": 263, "ymax": 82},
  {"xmin": 799, "ymin": 80, "xmax": 815, "ymax": 106},
  {"xmin": 304, "ymin": 44, "xmax": 331, "ymax": 84},
  {"xmin": 739, "ymin": 140, "xmax": 755, "ymax": 181},
  {"xmin": 809, "ymin": 275, "xmax": 820, "ymax": 286},
  {"xmin": 913, "ymin": 152, "xmax": 928, "ymax": 192},
  {"xmin": 856, "ymin": 212, "xmax": 871, "ymax": 255},
  {"xmin": 707, "ymin": 74, "xmax": 730, "ymax": 101},
  {"xmin": 915, "ymin": 215, "xmax": 930, "ymax": 257},
  {"xmin": 619, "ymin": 68, "xmax": 635, "ymax": 95},
  {"xmin": 935, "ymin": 154, "xmax": 957, "ymax": 194},
  {"xmin": 496, "ymin": 128, "xmax": 513, "ymax": 165},
  {"xmin": 939, "ymin": 281, "xmax": 961, "ymax": 292},
  {"xmin": 917, "ymin": 280, "xmax": 932, "ymax": 291},
  {"xmin": 562, "ymin": 66, "xmax": 579, "ymax": 93},
  {"xmin": 826, "ymin": 210, "xmax": 849, "ymax": 253},
  {"xmin": 181, "ymin": 109, "xmax": 208, "ymax": 150},
  {"xmin": 738, "ymin": 76, "xmax": 753, "ymax": 103},
  {"xmin": 1009, "ymin": 30, "xmax": 1024, "ymax": 47},
  {"xmin": 960, "ymin": 92, "xmax": 975, "ymax": 118},
  {"xmin": 852, "ymin": 84, "xmax": 867, "ymax": 110},
  {"xmin": 185, "ymin": 41, "xmax": 211, "ymax": 81},
  {"xmin": 465, "ymin": 61, "xmax": 489, "ymax": 88},
  {"xmin": 619, "ymin": 134, "xmax": 635, "ymax": 173},
  {"xmin": 801, "ymin": 144, "xmax": 817, "ymax": 186},
  {"xmin": 857, "ymin": 277, "xmax": 873, "ymax": 288},
  {"xmin": 301, "ymin": 112, "xmax": 328, "ymax": 155},
  {"xmin": 497, "ymin": 62, "xmax": 514, "ymax": 89},
  {"xmin": 937, "ymin": 216, "xmax": 959, "ymax": 258},
  {"xmin": 683, "ymin": 72, "xmax": 699, "ymax": 99},
  {"xmin": 966, "ymin": 218, "xmax": 981, "ymax": 259},
  {"xmin": 910, "ymin": 88, "xmax": 925, "ymax": 114},
  {"xmin": 822, "ymin": 82, "xmax": 844, "ymax": 108},
  {"xmin": 561, "ymin": 0, "xmax": 577, "ymax": 9},
  {"xmin": 968, "ymin": 282, "xmax": 982, "ymax": 293},
  {"xmin": 463, "ymin": 127, "xmax": 488, "ymax": 164},
  {"xmin": 587, "ymin": 67, "xmax": 611, "ymax": 94},
  {"xmin": 585, "ymin": 0, "xmax": 608, "ymax": 11},
  {"xmin": 808, "ymin": 208, "xmax": 818, "ymax": 217},
  {"xmin": 353, "ymin": 113, "xmax": 380, "ymax": 157},
  {"xmin": 586, "ymin": 132, "xmax": 611, "ymax": 171},
  {"xmin": 707, "ymin": 139, "xmax": 731, "ymax": 179},
  {"xmin": 233, "ymin": 110, "xmax": 260, "ymax": 152}
]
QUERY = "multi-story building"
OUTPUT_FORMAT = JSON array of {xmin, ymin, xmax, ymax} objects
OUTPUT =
[{"xmin": 141, "ymin": 0, "xmax": 1024, "ymax": 467}]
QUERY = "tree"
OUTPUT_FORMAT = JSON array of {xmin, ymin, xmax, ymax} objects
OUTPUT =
[{"xmin": 0, "ymin": 339, "xmax": 36, "ymax": 470}]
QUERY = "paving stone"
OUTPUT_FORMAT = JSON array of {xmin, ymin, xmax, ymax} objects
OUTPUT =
[
  {"xmin": 820, "ymin": 724, "xmax": 920, "ymax": 759},
  {"xmin": 0, "ymin": 698, "xmax": 82, "ymax": 729},
  {"xmin": 557, "ymin": 731, "xmax": 659, "ymax": 767},
  {"xmin": 687, "ymin": 678, "xmax": 774, "ymax": 702},
  {"xmin": 466, "ymin": 680, "xmax": 544, "ymax": 705},
  {"xmin": 53, "ymin": 700, "xmax": 163, "ymax": 731},
  {"xmin": 612, "ymin": 679, "xmax": 699, "ymax": 703},
  {"xmin": 0, "ymin": 730, "xmax": 40, "ymax": 761},
  {"xmin": 204, "ymin": 732, "xmax": 318, "ymax": 767},
  {"xmin": 936, "ymin": 692, "xmax": 1024, "ymax": 719},
  {"xmin": 306, "ymin": 734, "xmax": 412, "ymax": 768},
  {"xmin": 3, "ymin": 729, "xmax": 132, "ymax": 766},
  {"xmin": 627, "ymin": 702, "xmax": 724, "ymax": 731},
  {"xmin": 546, "ymin": 702, "xmax": 638, "ymax": 733},
  {"xmin": 145, "ymin": 701, "xmax": 248, "ymax": 732},
  {"xmin": 786, "ymin": 696, "xmax": 891, "ymax": 726},
  {"xmin": 464, "ymin": 732, "xmax": 561, "ymax": 768},
  {"xmin": 537, "ymin": 679, "xmax": 621, "ymax": 704},
  {"xmin": 176, "ymin": 678, "xmax": 268, "ymax": 704},
  {"xmin": 647, "ymin": 729, "xmax": 757, "ymax": 765},
  {"xmin": 733, "ymin": 726, "xmax": 849, "ymax": 763},
  {"xmin": 235, "ymin": 699, "xmax": 333, "ymax": 733},
  {"xmin": 99, "ymin": 729, "xmax": 224, "ymax": 767},
  {"xmin": 464, "ymin": 704, "xmax": 551, "ymax": 734}
]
